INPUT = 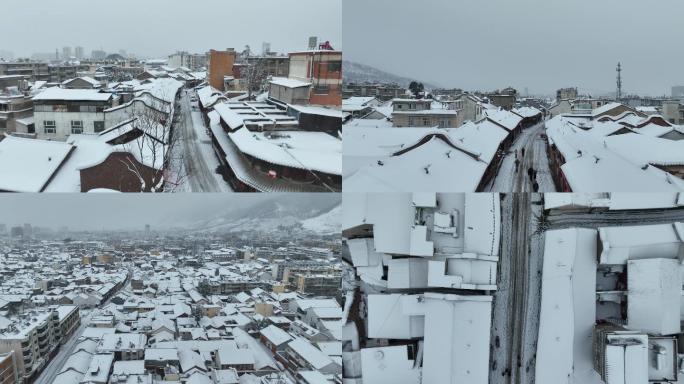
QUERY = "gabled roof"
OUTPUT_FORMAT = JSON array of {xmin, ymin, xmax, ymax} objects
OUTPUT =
[{"xmin": 0, "ymin": 135, "xmax": 75, "ymax": 192}]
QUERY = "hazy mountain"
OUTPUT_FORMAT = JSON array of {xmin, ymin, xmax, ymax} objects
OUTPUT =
[
  {"xmin": 187, "ymin": 194, "xmax": 341, "ymax": 234},
  {"xmin": 343, "ymin": 60, "xmax": 440, "ymax": 89}
]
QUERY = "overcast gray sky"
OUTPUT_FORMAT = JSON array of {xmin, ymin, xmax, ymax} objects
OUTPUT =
[
  {"xmin": 1, "ymin": 0, "xmax": 341, "ymax": 59},
  {"xmin": 344, "ymin": 0, "xmax": 684, "ymax": 96},
  {"xmin": 0, "ymin": 194, "xmax": 279, "ymax": 230}
]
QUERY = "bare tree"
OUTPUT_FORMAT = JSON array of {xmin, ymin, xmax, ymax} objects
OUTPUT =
[
  {"xmin": 239, "ymin": 46, "xmax": 268, "ymax": 100},
  {"xmin": 114, "ymin": 89, "xmax": 188, "ymax": 192}
]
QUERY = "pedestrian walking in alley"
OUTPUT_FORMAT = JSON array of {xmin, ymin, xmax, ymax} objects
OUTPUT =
[
  {"xmin": 521, "ymin": 148, "xmax": 525, "ymax": 158},
  {"xmin": 533, "ymin": 181, "xmax": 539, "ymax": 192},
  {"xmin": 514, "ymin": 158, "xmax": 520, "ymax": 172},
  {"xmin": 527, "ymin": 167, "xmax": 533, "ymax": 180}
]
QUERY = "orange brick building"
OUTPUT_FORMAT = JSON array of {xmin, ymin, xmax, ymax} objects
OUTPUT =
[
  {"xmin": 208, "ymin": 49, "xmax": 236, "ymax": 91},
  {"xmin": 288, "ymin": 50, "xmax": 342, "ymax": 106}
]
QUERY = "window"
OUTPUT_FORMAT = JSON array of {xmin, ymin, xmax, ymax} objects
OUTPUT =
[
  {"xmin": 71, "ymin": 120, "xmax": 83, "ymax": 134},
  {"xmin": 408, "ymin": 117, "xmax": 416, "ymax": 126},
  {"xmin": 43, "ymin": 120, "xmax": 56, "ymax": 134},
  {"xmin": 326, "ymin": 61, "xmax": 341, "ymax": 72},
  {"xmin": 439, "ymin": 118, "xmax": 450, "ymax": 128},
  {"xmin": 94, "ymin": 121, "xmax": 105, "ymax": 133},
  {"xmin": 422, "ymin": 117, "xmax": 431, "ymax": 126},
  {"xmin": 313, "ymin": 85, "xmax": 329, "ymax": 95}
]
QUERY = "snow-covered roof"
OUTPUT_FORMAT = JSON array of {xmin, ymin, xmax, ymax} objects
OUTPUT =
[
  {"xmin": 597, "ymin": 222, "xmax": 684, "ymax": 265},
  {"xmin": 343, "ymin": 96, "xmax": 376, "ymax": 107},
  {"xmin": 535, "ymin": 228, "xmax": 598, "ymax": 383},
  {"xmin": 591, "ymin": 102, "xmax": 624, "ymax": 117},
  {"xmin": 546, "ymin": 116, "xmax": 684, "ymax": 192},
  {"xmin": 134, "ymin": 78, "xmax": 183, "ymax": 103},
  {"xmin": 269, "ymin": 77, "xmax": 311, "ymax": 88},
  {"xmin": 287, "ymin": 337, "xmax": 335, "ymax": 370},
  {"xmin": 260, "ymin": 324, "xmax": 293, "ymax": 346},
  {"xmin": 288, "ymin": 104, "xmax": 343, "ymax": 119},
  {"xmin": 228, "ymin": 128, "xmax": 341, "ymax": 175},
  {"xmin": 604, "ymin": 133, "xmax": 684, "ymax": 167},
  {"xmin": 32, "ymin": 87, "xmax": 112, "ymax": 101},
  {"xmin": 418, "ymin": 293, "xmax": 492, "ymax": 384},
  {"xmin": 484, "ymin": 108, "xmax": 523, "ymax": 131},
  {"xmin": 196, "ymin": 85, "xmax": 226, "ymax": 109},
  {"xmin": 62, "ymin": 76, "xmax": 101, "ymax": 87},
  {"xmin": 0, "ymin": 135, "xmax": 74, "ymax": 192},
  {"xmin": 360, "ymin": 345, "xmax": 421, "ymax": 384},
  {"xmin": 512, "ymin": 106, "xmax": 542, "ymax": 118},
  {"xmin": 344, "ymin": 133, "xmax": 488, "ymax": 192},
  {"xmin": 627, "ymin": 258, "xmax": 681, "ymax": 335}
]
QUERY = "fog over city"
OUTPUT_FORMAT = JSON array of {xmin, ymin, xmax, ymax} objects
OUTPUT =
[
  {"xmin": 1, "ymin": 0, "xmax": 342, "ymax": 58},
  {"xmin": 343, "ymin": 0, "xmax": 684, "ymax": 96},
  {"xmin": 0, "ymin": 194, "xmax": 341, "ymax": 230}
]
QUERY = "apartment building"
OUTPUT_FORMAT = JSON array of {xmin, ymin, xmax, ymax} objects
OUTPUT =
[
  {"xmin": 288, "ymin": 48, "xmax": 342, "ymax": 106},
  {"xmin": 0, "ymin": 75, "xmax": 33, "ymax": 134},
  {"xmin": 168, "ymin": 51, "xmax": 208, "ymax": 71},
  {"xmin": 294, "ymin": 273, "xmax": 342, "ymax": 297},
  {"xmin": 0, "ymin": 62, "xmax": 49, "ymax": 82},
  {"xmin": 55, "ymin": 305, "xmax": 80, "ymax": 344},
  {"xmin": 208, "ymin": 49, "xmax": 236, "ymax": 91},
  {"xmin": 33, "ymin": 88, "xmax": 117, "ymax": 140},
  {"xmin": 391, "ymin": 98, "xmax": 460, "ymax": 128},
  {"xmin": 0, "ymin": 310, "xmax": 60, "ymax": 383}
]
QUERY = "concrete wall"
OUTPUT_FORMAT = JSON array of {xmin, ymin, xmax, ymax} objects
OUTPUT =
[{"xmin": 35, "ymin": 110, "xmax": 105, "ymax": 140}]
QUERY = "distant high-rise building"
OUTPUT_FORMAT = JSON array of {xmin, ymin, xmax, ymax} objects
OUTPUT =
[
  {"xmin": 23, "ymin": 223, "xmax": 32, "ymax": 238},
  {"xmin": 671, "ymin": 86, "xmax": 684, "ymax": 99},
  {"xmin": 262, "ymin": 42, "xmax": 271, "ymax": 55},
  {"xmin": 556, "ymin": 87, "xmax": 578, "ymax": 101},
  {"xmin": 145, "ymin": 224, "xmax": 151, "ymax": 235},
  {"xmin": 75, "ymin": 46, "xmax": 84, "ymax": 59},
  {"xmin": 62, "ymin": 46, "xmax": 72, "ymax": 60},
  {"xmin": 91, "ymin": 50, "xmax": 107, "ymax": 60},
  {"xmin": 10, "ymin": 226, "xmax": 23, "ymax": 238}
]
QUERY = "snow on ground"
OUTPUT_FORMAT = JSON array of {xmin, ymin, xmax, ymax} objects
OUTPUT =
[
  {"xmin": 302, "ymin": 204, "xmax": 341, "ymax": 234},
  {"xmin": 533, "ymin": 135, "xmax": 555, "ymax": 192},
  {"xmin": 487, "ymin": 121, "xmax": 556, "ymax": 192},
  {"xmin": 521, "ymin": 196, "xmax": 544, "ymax": 384},
  {"xmin": 181, "ymin": 91, "xmax": 233, "ymax": 192},
  {"xmin": 490, "ymin": 194, "xmax": 514, "ymax": 384}
]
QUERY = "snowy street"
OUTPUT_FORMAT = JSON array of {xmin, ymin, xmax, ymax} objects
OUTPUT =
[
  {"xmin": 176, "ymin": 91, "xmax": 233, "ymax": 192},
  {"xmin": 33, "ymin": 311, "xmax": 93, "ymax": 384},
  {"xmin": 487, "ymin": 121, "xmax": 556, "ymax": 193},
  {"xmin": 34, "ymin": 272, "xmax": 131, "ymax": 384},
  {"xmin": 491, "ymin": 193, "xmax": 543, "ymax": 384}
]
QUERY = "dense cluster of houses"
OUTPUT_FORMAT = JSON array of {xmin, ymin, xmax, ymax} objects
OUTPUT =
[
  {"xmin": 536, "ymin": 197, "xmax": 684, "ymax": 383},
  {"xmin": 545, "ymin": 102, "xmax": 684, "ymax": 192},
  {"xmin": 342, "ymin": 193, "xmax": 501, "ymax": 384},
  {"xmin": 0, "ymin": 230, "xmax": 343, "ymax": 384},
  {"xmin": 0, "ymin": 74, "xmax": 184, "ymax": 192},
  {"xmin": 342, "ymin": 95, "xmax": 542, "ymax": 192},
  {"xmin": 194, "ymin": 42, "xmax": 343, "ymax": 193}
]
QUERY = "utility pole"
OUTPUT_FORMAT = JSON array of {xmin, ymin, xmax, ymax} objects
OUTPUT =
[{"xmin": 616, "ymin": 62, "xmax": 622, "ymax": 101}]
